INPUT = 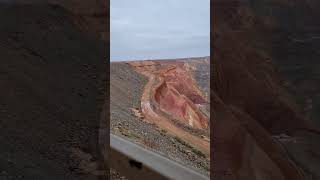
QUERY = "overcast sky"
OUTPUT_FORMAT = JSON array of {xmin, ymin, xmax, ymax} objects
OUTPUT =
[{"xmin": 110, "ymin": 0, "xmax": 210, "ymax": 61}]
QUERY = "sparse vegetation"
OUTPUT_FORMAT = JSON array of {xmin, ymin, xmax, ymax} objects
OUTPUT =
[
  {"xmin": 191, "ymin": 148, "xmax": 206, "ymax": 159},
  {"xmin": 174, "ymin": 136, "xmax": 206, "ymax": 158},
  {"xmin": 119, "ymin": 128, "xmax": 140, "ymax": 139}
]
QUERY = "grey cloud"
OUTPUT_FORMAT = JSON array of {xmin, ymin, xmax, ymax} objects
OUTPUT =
[{"xmin": 111, "ymin": 0, "xmax": 210, "ymax": 61}]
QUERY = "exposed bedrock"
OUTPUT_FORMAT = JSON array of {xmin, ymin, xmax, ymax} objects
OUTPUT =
[
  {"xmin": 130, "ymin": 60, "xmax": 209, "ymax": 130},
  {"xmin": 154, "ymin": 79, "xmax": 208, "ymax": 129}
]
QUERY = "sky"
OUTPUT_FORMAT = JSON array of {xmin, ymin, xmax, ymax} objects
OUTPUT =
[{"xmin": 110, "ymin": 0, "xmax": 210, "ymax": 61}]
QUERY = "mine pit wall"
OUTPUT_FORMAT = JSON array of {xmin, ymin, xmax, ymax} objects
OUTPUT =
[
  {"xmin": 168, "ymin": 65, "xmax": 207, "ymax": 105},
  {"xmin": 153, "ymin": 75, "xmax": 209, "ymax": 130},
  {"xmin": 169, "ymin": 81, "xmax": 207, "ymax": 105}
]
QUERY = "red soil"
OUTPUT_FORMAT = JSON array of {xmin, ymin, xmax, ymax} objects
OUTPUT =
[
  {"xmin": 154, "ymin": 65, "xmax": 208, "ymax": 129},
  {"xmin": 129, "ymin": 60, "xmax": 210, "ymax": 156},
  {"xmin": 130, "ymin": 60, "xmax": 209, "ymax": 130}
]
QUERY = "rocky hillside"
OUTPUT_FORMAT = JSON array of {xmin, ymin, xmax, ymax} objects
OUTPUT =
[
  {"xmin": 212, "ymin": 0, "xmax": 320, "ymax": 179},
  {"xmin": 0, "ymin": 2, "xmax": 107, "ymax": 180},
  {"xmin": 10, "ymin": 0, "xmax": 108, "ymax": 42}
]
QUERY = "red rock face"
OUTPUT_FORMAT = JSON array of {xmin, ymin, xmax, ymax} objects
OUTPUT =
[
  {"xmin": 131, "ymin": 60, "xmax": 209, "ymax": 130},
  {"xmin": 129, "ymin": 59, "xmax": 210, "ymax": 156},
  {"xmin": 154, "ymin": 64, "xmax": 208, "ymax": 129}
]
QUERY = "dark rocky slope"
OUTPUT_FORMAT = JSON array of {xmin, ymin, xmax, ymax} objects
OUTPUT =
[
  {"xmin": 0, "ymin": 3, "xmax": 107, "ymax": 180},
  {"xmin": 212, "ymin": 0, "xmax": 320, "ymax": 179}
]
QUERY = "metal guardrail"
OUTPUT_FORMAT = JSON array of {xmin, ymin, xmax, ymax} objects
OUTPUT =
[{"xmin": 110, "ymin": 134, "xmax": 210, "ymax": 180}]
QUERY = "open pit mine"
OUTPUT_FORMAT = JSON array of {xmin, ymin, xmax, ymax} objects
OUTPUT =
[{"xmin": 110, "ymin": 57, "xmax": 210, "ymax": 176}]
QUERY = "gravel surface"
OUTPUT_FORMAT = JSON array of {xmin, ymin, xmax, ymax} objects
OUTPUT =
[
  {"xmin": 0, "ymin": 3, "xmax": 107, "ymax": 180},
  {"xmin": 186, "ymin": 57, "xmax": 210, "ymax": 119},
  {"xmin": 110, "ymin": 62, "xmax": 210, "ymax": 178}
]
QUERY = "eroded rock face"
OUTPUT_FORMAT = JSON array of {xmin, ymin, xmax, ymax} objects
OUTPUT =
[
  {"xmin": 212, "ymin": 0, "xmax": 320, "ymax": 179},
  {"xmin": 129, "ymin": 59, "xmax": 210, "ymax": 156},
  {"xmin": 131, "ymin": 60, "xmax": 209, "ymax": 130},
  {"xmin": 154, "ymin": 63, "xmax": 208, "ymax": 129},
  {"xmin": 155, "ymin": 81, "xmax": 207, "ymax": 129}
]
